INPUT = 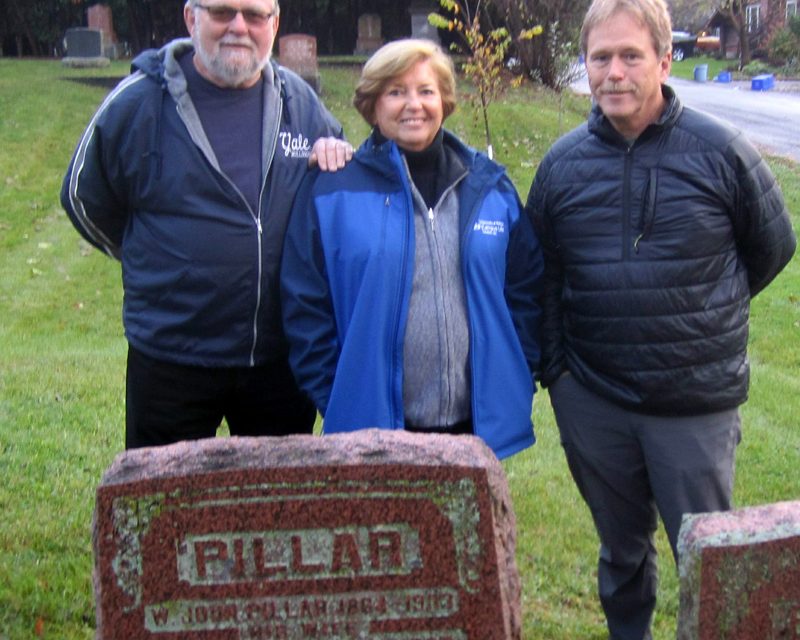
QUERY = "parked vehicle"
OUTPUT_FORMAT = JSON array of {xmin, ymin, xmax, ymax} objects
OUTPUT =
[
  {"xmin": 696, "ymin": 31, "xmax": 721, "ymax": 53},
  {"xmin": 672, "ymin": 31, "xmax": 697, "ymax": 61}
]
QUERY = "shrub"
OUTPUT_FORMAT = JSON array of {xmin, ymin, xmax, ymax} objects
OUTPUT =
[
  {"xmin": 767, "ymin": 16, "xmax": 800, "ymax": 66},
  {"xmin": 740, "ymin": 59, "xmax": 772, "ymax": 76}
]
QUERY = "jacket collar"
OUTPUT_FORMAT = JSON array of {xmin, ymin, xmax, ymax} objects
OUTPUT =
[
  {"xmin": 132, "ymin": 38, "xmax": 276, "ymax": 97},
  {"xmin": 354, "ymin": 128, "xmax": 504, "ymax": 187},
  {"xmin": 588, "ymin": 84, "xmax": 683, "ymax": 146}
]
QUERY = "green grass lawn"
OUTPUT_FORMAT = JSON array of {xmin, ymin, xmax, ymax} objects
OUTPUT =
[
  {"xmin": 670, "ymin": 55, "xmax": 733, "ymax": 81},
  {"xmin": 0, "ymin": 58, "xmax": 798, "ymax": 640}
]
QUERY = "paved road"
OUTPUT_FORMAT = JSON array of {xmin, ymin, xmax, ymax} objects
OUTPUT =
[{"xmin": 571, "ymin": 73, "xmax": 800, "ymax": 163}]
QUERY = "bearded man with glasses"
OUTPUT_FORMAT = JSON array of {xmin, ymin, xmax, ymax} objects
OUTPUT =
[{"xmin": 62, "ymin": 0, "xmax": 353, "ymax": 449}]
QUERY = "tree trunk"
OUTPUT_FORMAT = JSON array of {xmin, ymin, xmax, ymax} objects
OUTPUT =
[
  {"xmin": 8, "ymin": 0, "xmax": 40, "ymax": 57},
  {"xmin": 126, "ymin": 0, "xmax": 156, "ymax": 54},
  {"xmin": 739, "ymin": 21, "xmax": 752, "ymax": 66},
  {"xmin": 719, "ymin": 1, "xmax": 752, "ymax": 69}
]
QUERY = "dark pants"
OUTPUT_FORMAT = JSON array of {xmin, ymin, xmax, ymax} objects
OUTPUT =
[
  {"xmin": 405, "ymin": 419, "xmax": 473, "ymax": 435},
  {"xmin": 125, "ymin": 345, "xmax": 316, "ymax": 449},
  {"xmin": 549, "ymin": 373, "xmax": 741, "ymax": 640}
]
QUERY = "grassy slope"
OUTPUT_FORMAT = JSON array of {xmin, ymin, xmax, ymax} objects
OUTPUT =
[{"xmin": 0, "ymin": 59, "xmax": 797, "ymax": 639}]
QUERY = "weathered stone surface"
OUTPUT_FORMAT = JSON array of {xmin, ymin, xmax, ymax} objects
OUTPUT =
[
  {"xmin": 278, "ymin": 34, "xmax": 320, "ymax": 93},
  {"xmin": 86, "ymin": 3, "xmax": 122, "ymax": 59},
  {"xmin": 354, "ymin": 14, "xmax": 384, "ymax": 55},
  {"xmin": 64, "ymin": 27, "xmax": 103, "ymax": 58},
  {"xmin": 409, "ymin": 1, "xmax": 440, "ymax": 44},
  {"xmin": 87, "ymin": 4, "xmax": 116, "ymax": 43},
  {"xmin": 93, "ymin": 430, "xmax": 521, "ymax": 639},
  {"xmin": 677, "ymin": 500, "xmax": 800, "ymax": 639},
  {"xmin": 63, "ymin": 26, "xmax": 109, "ymax": 67}
]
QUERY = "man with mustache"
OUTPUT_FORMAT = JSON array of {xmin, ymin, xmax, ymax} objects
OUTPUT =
[
  {"xmin": 525, "ymin": 0, "xmax": 795, "ymax": 637},
  {"xmin": 62, "ymin": 0, "xmax": 351, "ymax": 449}
]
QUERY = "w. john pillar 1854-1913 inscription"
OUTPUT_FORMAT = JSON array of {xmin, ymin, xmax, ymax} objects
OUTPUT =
[{"xmin": 92, "ymin": 430, "xmax": 521, "ymax": 639}]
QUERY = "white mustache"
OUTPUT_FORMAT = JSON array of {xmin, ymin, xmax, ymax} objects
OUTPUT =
[{"xmin": 218, "ymin": 37, "xmax": 255, "ymax": 50}]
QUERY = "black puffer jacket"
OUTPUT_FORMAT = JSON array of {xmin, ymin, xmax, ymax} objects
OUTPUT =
[{"xmin": 526, "ymin": 86, "xmax": 795, "ymax": 416}]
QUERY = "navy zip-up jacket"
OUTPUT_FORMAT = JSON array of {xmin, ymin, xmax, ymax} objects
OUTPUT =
[
  {"xmin": 61, "ymin": 39, "xmax": 343, "ymax": 367},
  {"xmin": 281, "ymin": 131, "xmax": 543, "ymax": 459}
]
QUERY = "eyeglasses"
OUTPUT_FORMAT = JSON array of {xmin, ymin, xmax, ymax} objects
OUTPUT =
[{"xmin": 195, "ymin": 4, "xmax": 276, "ymax": 27}]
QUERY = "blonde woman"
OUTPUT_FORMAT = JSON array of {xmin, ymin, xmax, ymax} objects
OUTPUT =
[{"xmin": 281, "ymin": 39, "xmax": 542, "ymax": 459}]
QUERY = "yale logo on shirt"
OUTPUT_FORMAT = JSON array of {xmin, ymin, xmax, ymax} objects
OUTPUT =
[
  {"xmin": 279, "ymin": 132, "xmax": 312, "ymax": 159},
  {"xmin": 473, "ymin": 219, "xmax": 506, "ymax": 236}
]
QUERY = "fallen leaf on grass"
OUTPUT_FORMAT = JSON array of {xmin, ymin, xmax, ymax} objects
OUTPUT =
[{"xmin": 34, "ymin": 617, "xmax": 45, "ymax": 636}]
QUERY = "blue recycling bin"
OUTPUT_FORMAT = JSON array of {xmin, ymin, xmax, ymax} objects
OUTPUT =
[
  {"xmin": 693, "ymin": 64, "xmax": 708, "ymax": 82},
  {"xmin": 716, "ymin": 70, "xmax": 732, "ymax": 83},
  {"xmin": 751, "ymin": 74, "xmax": 775, "ymax": 91}
]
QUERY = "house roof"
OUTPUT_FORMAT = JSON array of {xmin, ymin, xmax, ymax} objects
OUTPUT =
[{"xmin": 705, "ymin": 10, "xmax": 737, "ymax": 30}]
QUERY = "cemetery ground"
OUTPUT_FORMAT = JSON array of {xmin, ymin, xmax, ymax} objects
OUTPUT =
[{"xmin": 0, "ymin": 58, "xmax": 798, "ymax": 640}]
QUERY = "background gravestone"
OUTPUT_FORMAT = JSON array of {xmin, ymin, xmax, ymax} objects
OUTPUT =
[
  {"xmin": 278, "ymin": 34, "xmax": 321, "ymax": 93},
  {"xmin": 677, "ymin": 500, "xmax": 800, "ymax": 639},
  {"xmin": 409, "ymin": 0, "xmax": 441, "ymax": 43},
  {"xmin": 64, "ymin": 28, "xmax": 102, "ymax": 58},
  {"xmin": 63, "ymin": 27, "xmax": 109, "ymax": 68},
  {"xmin": 354, "ymin": 14, "xmax": 384, "ymax": 55},
  {"xmin": 87, "ymin": 3, "xmax": 120, "ymax": 59},
  {"xmin": 93, "ymin": 430, "xmax": 522, "ymax": 639}
]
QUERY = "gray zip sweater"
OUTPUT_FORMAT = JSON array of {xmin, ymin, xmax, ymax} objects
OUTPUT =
[{"xmin": 401, "ymin": 136, "xmax": 470, "ymax": 428}]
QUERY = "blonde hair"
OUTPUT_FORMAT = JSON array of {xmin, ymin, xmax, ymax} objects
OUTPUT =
[
  {"xmin": 580, "ymin": 0, "xmax": 672, "ymax": 58},
  {"xmin": 354, "ymin": 39, "xmax": 457, "ymax": 125}
]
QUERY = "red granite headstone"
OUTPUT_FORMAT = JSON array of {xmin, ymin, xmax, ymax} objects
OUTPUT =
[
  {"xmin": 87, "ymin": 4, "xmax": 116, "ymax": 46},
  {"xmin": 93, "ymin": 430, "xmax": 521, "ymax": 639},
  {"xmin": 677, "ymin": 500, "xmax": 800, "ymax": 639},
  {"xmin": 278, "ymin": 34, "xmax": 320, "ymax": 92}
]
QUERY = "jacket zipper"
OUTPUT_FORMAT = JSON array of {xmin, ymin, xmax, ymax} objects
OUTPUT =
[
  {"xmin": 247, "ymin": 98, "xmax": 282, "ymax": 365},
  {"xmin": 623, "ymin": 146, "xmax": 634, "ymax": 260},
  {"xmin": 634, "ymin": 168, "xmax": 658, "ymax": 253},
  {"xmin": 428, "ymin": 175, "xmax": 467, "ymax": 423},
  {"xmin": 174, "ymin": 67, "xmax": 280, "ymax": 366}
]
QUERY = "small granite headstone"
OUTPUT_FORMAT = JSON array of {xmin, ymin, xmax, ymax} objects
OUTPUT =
[
  {"xmin": 65, "ymin": 27, "xmax": 102, "ymax": 58},
  {"xmin": 63, "ymin": 27, "xmax": 109, "ymax": 68},
  {"xmin": 354, "ymin": 14, "xmax": 384, "ymax": 55},
  {"xmin": 409, "ymin": 0, "xmax": 441, "ymax": 43},
  {"xmin": 279, "ymin": 34, "xmax": 321, "ymax": 93},
  {"xmin": 677, "ymin": 500, "xmax": 800, "ymax": 639},
  {"xmin": 93, "ymin": 430, "xmax": 522, "ymax": 639}
]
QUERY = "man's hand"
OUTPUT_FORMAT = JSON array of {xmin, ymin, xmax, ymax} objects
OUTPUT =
[{"xmin": 309, "ymin": 137, "xmax": 354, "ymax": 172}]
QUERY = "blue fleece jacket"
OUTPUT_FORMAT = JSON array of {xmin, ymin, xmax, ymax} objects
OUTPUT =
[{"xmin": 281, "ymin": 131, "xmax": 543, "ymax": 459}]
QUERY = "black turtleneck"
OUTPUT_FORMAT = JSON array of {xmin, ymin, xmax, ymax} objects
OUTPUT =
[{"xmin": 374, "ymin": 127, "xmax": 445, "ymax": 209}]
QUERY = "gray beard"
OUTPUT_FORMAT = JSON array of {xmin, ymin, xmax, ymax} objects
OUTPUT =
[{"xmin": 193, "ymin": 37, "xmax": 269, "ymax": 87}]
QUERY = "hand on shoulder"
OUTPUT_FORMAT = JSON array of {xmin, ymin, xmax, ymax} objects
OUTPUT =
[{"xmin": 308, "ymin": 137, "xmax": 354, "ymax": 172}]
